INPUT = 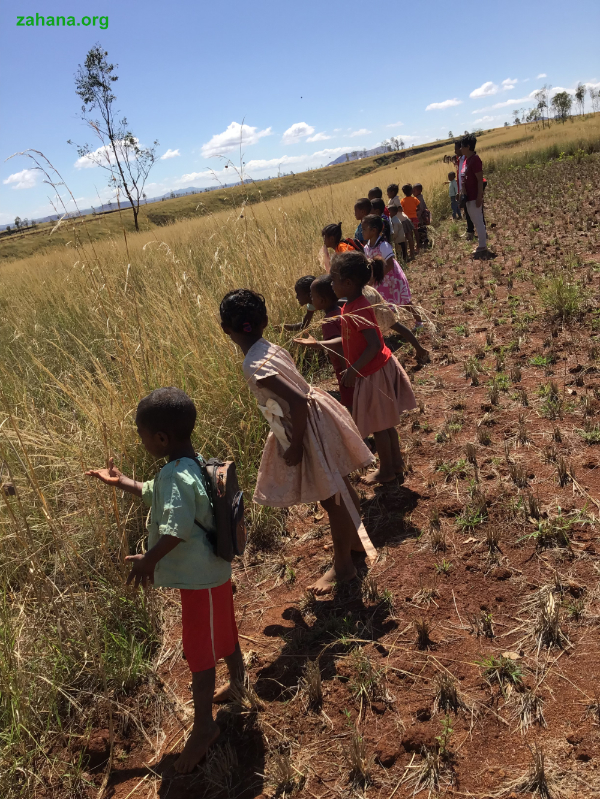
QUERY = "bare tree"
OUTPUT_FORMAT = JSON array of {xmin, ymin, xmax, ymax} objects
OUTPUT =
[
  {"xmin": 534, "ymin": 84, "xmax": 552, "ymax": 128},
  {"xmin": 14, "ymin": 216, "xmax": 21, "ymax": 231},
  {"xmin": 590, "ymin": 87, "xmax": 600, "ymax": 114},
  {"xmin": 575, "ymin": 83, "xmax": 586, "ymax": 116},
  {"xmin": 512, "ymin": 110, "xmax": 521, "ymax": 125},
  {"xmin": 68, "ymin": 45, "xmax": 158, "ymax": 232}
]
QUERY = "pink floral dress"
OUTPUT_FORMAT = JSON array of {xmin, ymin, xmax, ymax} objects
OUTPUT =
[{"xmin": 364, "ymin": 236, "xmax": 412, "ymax": 306}]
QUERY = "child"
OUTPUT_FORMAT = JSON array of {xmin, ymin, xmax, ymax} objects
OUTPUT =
[
  {"xmin": 370, "ymin": 198, "xmax": 392, "ymax": 242},
  {"xmin": 282, "ymin": 275, "xmax": 316, "ymax": 331},
  {"xmin": 361, "ymin": 214, "xmax": 422, "ymax": 328},
  {"xmin": 388, "ymin": 184, "xmax": 416, "ymax": 259},
  {"xmin": 353, "ymin": 198, "xmax": 372, "ymax": 243},
  {"xmin": 300, "ymin": 281, "xmax": 430, "ymax": 366},
  {"xmin": 412, "ymin": 183, "xmax": 430, "ymax": 249},
  {"xmin": 448, "ymin": 171, "xmax": 461, "ymax": 220},
  {"xmin": 85, "ymin": 388, "xmax": 244, "ymax": 774},
  {"xmin": 388, "ymin": 205, "xmax": 408, "ymax": 263},
  {"xmin": 330, "ymin": 251, "xmax": 417, "ymax": 484},
  {"xmin": 400, "ymin": 184, "xmax": 421, "ymax": 248},
  {"xmin": 220, "ymin": 289, "xmax": 375, "ymax": 594},
  {"xmin": 320, "ymin": 223, "xmax": 361, "ymax": 273},
  {"xmin": 296, "ymin": 274, "xmax": 354, "ymax": 410},
  {"xmin": 368, "ymin": 186, "xmax": 389, "ymax": 217}
]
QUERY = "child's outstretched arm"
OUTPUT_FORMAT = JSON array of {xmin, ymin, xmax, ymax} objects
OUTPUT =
[
  {"xmin": 295, "ymin": 334, "xmax": 345, "ymax": 357},
  {"xmin": 283, "ymin": 308, "xmax": 315, "ymax": 332},
  {"xmin": 257, "ymin": 374, "xmax": 308, "ymax": 467},
  {"xmin": 341, "ymin": 329, "xmax": 381, "ymax": 387},
  {"xmin": 85, "ymin": 457, "xmax": 143, "ymax": 497}
]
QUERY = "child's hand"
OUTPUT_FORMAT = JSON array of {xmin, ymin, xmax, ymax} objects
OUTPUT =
[
  {"xmin": 293, "ymin": 335, "xmax": 320, "ymax": 348},
  {"xmin": 85, "ymin": 457, "xmax": 123, "ymax": 487},
  {"xmin": 341, "ymin": 368, "xmax": 357, "ymax": 388},
  {"xmin": 283, "ymin": 442, "xmax": 304, "ymax": 467},
  {"xmin": 125, "ymin": 554, "xmax": 155, "ymax": 589}
]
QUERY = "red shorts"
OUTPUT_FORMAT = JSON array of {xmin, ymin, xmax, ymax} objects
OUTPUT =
[{"xmin": 180, "ymin": 580, "xmax": 239, "ymax": 673}]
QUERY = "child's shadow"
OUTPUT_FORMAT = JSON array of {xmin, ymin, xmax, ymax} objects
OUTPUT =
[
  {"xmin": 361, "ymin": 484, "xmax": 421, "ymax": 549},
  {"xmin": 104, "ymin": 707, "xmax": 266, "ymax": 799},
  {"xmin": 254, "ymin": 579, "xmax": 397, "ymax": 704}
]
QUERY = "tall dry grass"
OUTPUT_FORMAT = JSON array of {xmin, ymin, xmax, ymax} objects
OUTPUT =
[{"xmin": 0, "ymin": 114, "xmax": 599, "ymax": 796}]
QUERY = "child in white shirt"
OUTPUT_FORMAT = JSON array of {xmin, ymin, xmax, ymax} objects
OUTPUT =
[{"xmin": 388, "ymin": 205, "xmax": 407, "ymax": 263}]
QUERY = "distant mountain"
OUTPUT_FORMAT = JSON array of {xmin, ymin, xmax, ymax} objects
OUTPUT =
[{"xmin": 327, "ymin": 145, "xmax": 393, "ymax": 166}]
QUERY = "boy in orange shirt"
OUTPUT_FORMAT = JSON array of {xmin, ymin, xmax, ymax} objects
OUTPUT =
[{"xmin": 400, "ymin": 184, "xmax": 421, "ymax": 249}]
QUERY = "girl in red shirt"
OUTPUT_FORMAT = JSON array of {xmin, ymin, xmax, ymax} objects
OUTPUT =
[{"xmin": 329, "ymin": 250, "xmax": 417, "ymax": 485}]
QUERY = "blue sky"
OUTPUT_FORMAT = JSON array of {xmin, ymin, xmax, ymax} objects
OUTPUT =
[{"xmin": 1, "ymin": 0, "xmax": 599, "ymax": 224}]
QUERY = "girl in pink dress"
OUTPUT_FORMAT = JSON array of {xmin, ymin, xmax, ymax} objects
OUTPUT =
[
  {"xmin": 362, "ymin": 214, "xmax": 422, "ymax": 328},
  {"xmin": 220, "ymin": 289, "xmax": 376, "ymax": 595}
]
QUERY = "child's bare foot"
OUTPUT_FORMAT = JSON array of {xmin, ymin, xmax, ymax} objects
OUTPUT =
[
  {"xmin": 362, "ymin": 469, "xmax": 397, "ymax": 485},
  {"xmin": 308, "ymin": 565, "xmax": 357, "ymax": 596},
  {"xmin": 174, "ymin": 722, "xmax": 220, "ymax": 774}
]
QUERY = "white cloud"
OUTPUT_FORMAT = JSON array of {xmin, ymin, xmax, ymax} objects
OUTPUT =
[
  {"xmin": 3, "ymin": 168, "xmax": 38, "ymax": 189},
  {"xmin": 311, "ymin": 147, "xmax": 348, "ymax": 158},
  {"xmin": 160, "ymin": 148, "xmax": 180, "ymax": 160},
  {"xmin": 385, "ymin": 121, "xmax": 404, "ymax": 128},
  {"xmin": 74, "ymin": 139, "xmax": 140, "ymax": 169},
  {"xmin": 306, "ymin": 132, "xmax": 331, "ymax": 142},
  {"xmin": 282, "ymin": 122, "xmax": 315, "ymax": 145},
  {"xmin": 470, "ymin": 81, "xmax": 499, "ymax": 98},
  {"xmin": 426, "ymin": 98, "xmax": 462, "ymax": 111},
  {"xmin": 201, "ymin": 122, "xmax": 272, "ymax": 158},
  {"xmin": 502, "ymin": 78, "xmax": 518, "ymax": 88},
  {"xmin": 473, "ymin": 94, "xmax": 537, "ymax": 113},
  {"xmin": 585, "ymin": 81, "xmax": 600, "ymax": 90},
  {"xmin": 348, "ymin": 128, "xmax": 371, "ymax": 137},
  {"xmin": 537, "ymin": 73, "xmax": 547, "ymax": 79},
  {"xmin": 474, "ymin": 115, "xmax": 498, "ymax": 123}
]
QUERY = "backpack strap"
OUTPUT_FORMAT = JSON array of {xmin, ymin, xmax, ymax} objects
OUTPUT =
[{"xmin": 188, "ymin": 455, "xmax": 217, "ymax": 544}]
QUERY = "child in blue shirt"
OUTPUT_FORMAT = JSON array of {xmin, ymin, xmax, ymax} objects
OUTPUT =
[{"xmin": 86, "ymin": 387, "xmax": 243, "ymax": 774}]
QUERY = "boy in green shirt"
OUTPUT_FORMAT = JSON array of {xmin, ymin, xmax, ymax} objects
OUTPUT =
[{"xmin": 86, "ymin": 387, "xmax": 243, "ymax": 773}]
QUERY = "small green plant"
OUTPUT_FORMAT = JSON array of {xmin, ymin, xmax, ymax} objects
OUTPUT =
[
  {"xmin": 537, "ymin": 275, "xmax": 583, "ymax": 320},
  {"xmin": 529, "ymin": 354, "xmax": 551, "ymax": 367},
  {"xmin": 435, "ymin": 715, "xmax": 454, "ymax": 757},
  {"xmin": 478, "ymin": 655, "xmax": 523, "ymax": 689},
  {"xmin": 436, "ymin": 458, "xmax": 468, "ymax": 481},
  {"xmin": 578, "ymin": 424, "xmax": 600, "ymax": 444},
  {"xmin": 435, "ymin": 559, "xmax": 453, "ymax": 575}
]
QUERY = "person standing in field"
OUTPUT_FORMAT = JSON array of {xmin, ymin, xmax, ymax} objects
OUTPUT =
[
  {"xmin": 354, "ymin": 197, "xmax": 372, "ymax": 244},
  {"xmin": 86, "ymin": 388, "xmax": 244, "ymax": 774},
  {"xmin": 412, "ymin": 183, "xmax": 430, "ymax": 249},
  {"xmin": 220, "ymin": 289, "xmax": 375, "ymax": 595},
  {"xmin": 447, "ymin": 171, "xmax": 461, "ymax": 219},
  {"xmin": 387, "ymin": 184, "xmax": 416, "ymax": 259},
  {"xmin": 368, "ymin": 187, "xmax": 389, "ymax": 217},
  {"xmin": 400, "ymin": 185, "xmax": 421, "ymax": 251},
  {"xmin": 455, "ymin": 140, "xmax": 474, "ymax": 240},
  {"xmin": 460, "ymin": 134, "xmax": 494, "ymax": 259}
]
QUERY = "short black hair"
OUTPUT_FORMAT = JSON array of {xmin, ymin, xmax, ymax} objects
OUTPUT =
[
  {"xmin": 311, "ymin": 273, "xmax": 338, "ymax": 304},
  {"xmin": 321, "ymin": 222, "xmax": 343, "ymax": 246},
  {"xmin": 354, "ymin": 197, "xmax": 372, "ymax": 212},
  {"xmin": 136, "ymin": 387, "xmax": 197, "ymax": 440},
  {"xmin": 454, "ymin": 140, "xmax": 462, "ymax": 151},
  {"xmin": 448, "ymin": 171, "xmax": 456, "ymax": 179},
  {"xmin": 295, "ymin": 275, "xmax": 316, "ymax": 294},
  {"xmin": 461, "ymin": 134, "xmax": 477, "ymax": 151},
  {"xmin": 401, "ymin": 183, "xmax": 413, "ymax": 196},
  {"xmin": 413, "ymin": 183, "xmax": 423, "ymax": 192},
  {"xmin": 371, "ymin": 198, "xmax": 386, "ymax": 214},
  {"xmin": 362, "ymin": 213, "xmax": 384, "ymax": 235},
  {"xmin": 220, "ymin": 288, "xmax": 267, "ymax": 334},
  {"xmin": 368, "ymin": 187, "xmax": 383, "ymax": 199},
  {"xmin": 387, "ymin": 183, "xmax": 399, "ymax": 195},
  {"xmin": 330, "ymin": 250, "xmax": 385, "ymax": 288}
]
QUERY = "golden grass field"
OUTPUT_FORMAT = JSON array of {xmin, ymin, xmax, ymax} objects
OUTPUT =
[{"xmin": 0, "ymin": 115, "xmax": 599, "ymax": 797}]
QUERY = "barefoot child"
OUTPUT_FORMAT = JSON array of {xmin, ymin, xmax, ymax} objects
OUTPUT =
[
  {"xmin": 220, "ymin": 289, "xmax": 376, "ymax": 594},
  {"xmin": 282, "ymin": 275, "xmax": 316, "ymax": 331},
  {"xmin": 362, "ymin": 214, "xmax": 423, "ymax": 329},
  {"xmin": 329, "ymin": 251, "xmax": 417, "ymax": 484},
  {"xmin": 86, "ymin": 388, "xmax": 244, "ymax": 774},
  {"xmin": 296, "ymin": 274, "xmax": 354, "ymax": 410},
  {"xmin": 400, "ymin": 184, "xmax": 421, "ymax": 250},
  {"xmin": 353, "ymin": 197, "xmax": 372, "ymax": 243}
]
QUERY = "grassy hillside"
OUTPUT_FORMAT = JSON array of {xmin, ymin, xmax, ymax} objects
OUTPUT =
[
  {"xmin": 0, "ymin": 115, "xmax": 599, "ymax": 798},
  {"xmin": 2, "ymin": 116, "xmax": 599, "ymax": 264}
]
